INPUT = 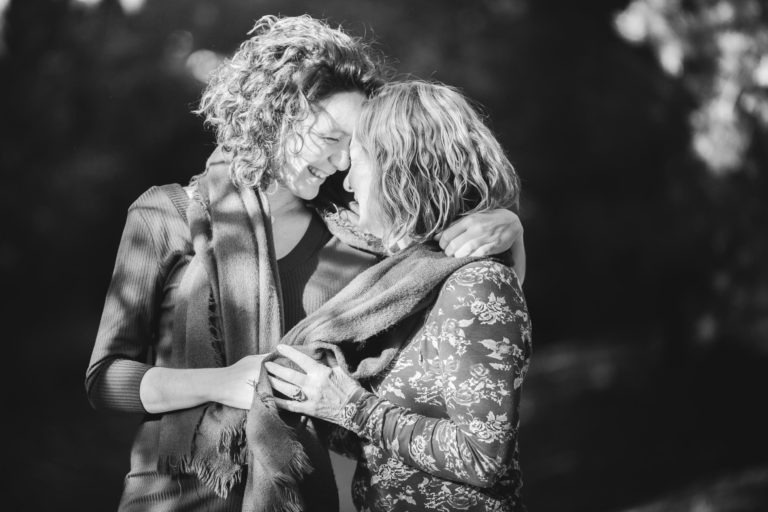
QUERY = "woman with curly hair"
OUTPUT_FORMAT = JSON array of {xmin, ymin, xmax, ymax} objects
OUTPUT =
[
  {"xmin": 266, "ymin": 81, "xmax": 531, "ymax": 512},
  {"xmin": 86, "ymin": 16, "xmax": 523, "ymax": 512}
]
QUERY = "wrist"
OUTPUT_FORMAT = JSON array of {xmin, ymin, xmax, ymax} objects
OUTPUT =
[
  {"xmin": 167, "ymin": 367, "xmax": 221, "ymax": 407},
  {"xmin": 337, "ymin": 388, "xmax": 375, "ymax": 431},
  {"xmin": 203, "ymin": 366, "xmax": 228, "ymax": 404}
]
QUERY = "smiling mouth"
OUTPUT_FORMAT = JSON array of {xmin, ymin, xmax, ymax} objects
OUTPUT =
[{"xmin": 308, "ymin": 166, "xmax": 329, "ymax": 180}]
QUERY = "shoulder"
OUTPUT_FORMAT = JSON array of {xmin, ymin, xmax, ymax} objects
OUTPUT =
[
  {"xmin": 430, "ymin": 259, "xmax": 526, "ymax": 318},
  {"xmin": 442, "ymin": 259, "xmax": 522, "ymax": 296},
  {"xmin": 425, "ymin": 260, "xmax": 531, "ymax": 351},
  {"xmin": 129, "ymin": 185, "xmax": 186, "ymax": 217},
  {"xmin": 124, "ymin": 185, "xmax": 191, "ymax": 256},
  {"xmin": 126, "ymin": 185, "xmax": 189, "ymax": 229}
]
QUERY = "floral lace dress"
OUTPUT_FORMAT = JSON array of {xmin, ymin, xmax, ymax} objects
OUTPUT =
[{"xmin": 335, "ymin": 260, "xmax": 532, "ymax": 512}]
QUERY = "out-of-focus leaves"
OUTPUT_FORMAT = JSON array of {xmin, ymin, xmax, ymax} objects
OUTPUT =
[
  {"xmin": 614, "ymin": 0, "xmax": 768, "ymax": 354},
  {"xmin": 615, "ymin": 0, "xmax": 768, "ymax": 174}
]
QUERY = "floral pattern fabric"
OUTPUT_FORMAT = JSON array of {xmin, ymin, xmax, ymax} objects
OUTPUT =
[{"xmin": 333, "ymin": 260, "xmax": 532, "ymax": 512}]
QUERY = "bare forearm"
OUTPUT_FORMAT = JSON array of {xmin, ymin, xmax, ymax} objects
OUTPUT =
[
  {"xmin": 140, "ymin": 353, "xmax": 265, "ymax": 413},
  {"xmin": 139, "ymin": 366, "xmax": 225, "ymax": 414}
]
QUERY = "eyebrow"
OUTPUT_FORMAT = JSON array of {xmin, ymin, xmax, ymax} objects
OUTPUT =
[{"xmin": 313, "ymin": 125, "xmax": 349, "ymax": 137}]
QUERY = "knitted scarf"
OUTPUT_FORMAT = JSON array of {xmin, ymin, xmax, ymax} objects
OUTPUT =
[
  {"xmin": 249, "ymin": 243, "xmax": 484, "ymax": 511},
  {"xmin": 276, "ymin": 242, "xmax": 479, "ymax": 376},
  {"xmin": 157, "ymin": 148, "xmax": 335, "ymax": 512},
  {"xmin": 157, "ymin": 148, "xmax": 484, "ymax": 512}
]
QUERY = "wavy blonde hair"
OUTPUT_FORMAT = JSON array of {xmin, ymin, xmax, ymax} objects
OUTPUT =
[
  {"xmin": 355, "ymin": 81, "xmax": 520, "ymax": 248},
  {"xmin": 197, "ymin": 15, "xmax": 385, "ymax": 189}
]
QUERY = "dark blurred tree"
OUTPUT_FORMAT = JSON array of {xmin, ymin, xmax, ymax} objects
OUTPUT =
[
  {"xmin": 0, "ymin": 0, "xmax": 223, "ymax": 326},
  {"xmin": 615, "ymin": 0, "xmax": 768, "ymax": 354}
]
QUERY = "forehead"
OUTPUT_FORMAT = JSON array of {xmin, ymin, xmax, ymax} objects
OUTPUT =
[{"xmin": 311, "ymin": 91, "xmax": 365, "ymax": 134}]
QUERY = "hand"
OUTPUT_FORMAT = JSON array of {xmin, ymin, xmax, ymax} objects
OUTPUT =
[
  {"xmin": 264, "ymin": 345, "xmax": 362, "ymax": 424},
  {"xmin": 435, "ymin": 209, "xmax": 523, "ymax": 258},
  {"xmin": 216, "ymin": 354, "xmax": 269, "ymax": 410},
  {"xmin": 338, "ymin": 201, "xmax": 361, "ymax": 227}
]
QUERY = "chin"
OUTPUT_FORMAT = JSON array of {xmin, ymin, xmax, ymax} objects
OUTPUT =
[{"xmin": 291, "ymin": 184, "xmax": 322, "ymax": 201}]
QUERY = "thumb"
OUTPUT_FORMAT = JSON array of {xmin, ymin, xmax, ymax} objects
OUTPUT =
[{"xmin": 325, "ymin": 350, "xmax": 339, "ymax": 368}]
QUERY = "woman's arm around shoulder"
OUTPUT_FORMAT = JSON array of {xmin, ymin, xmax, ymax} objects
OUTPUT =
[{"xmin": 436, "ymin": 210, "xmax": 526, "ymax": 283}]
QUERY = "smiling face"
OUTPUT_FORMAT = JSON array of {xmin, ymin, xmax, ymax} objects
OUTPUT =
[
  {"xmin": 279, "ymin": 90, "xmax": 365, "ymax": 200},
  {"xmin": 345, "ymin": 135, "xmax": 386, "ymax": 237},
  {"xmin": 348, "ymin": 81, "xmax": 520, "ymax": 248}
]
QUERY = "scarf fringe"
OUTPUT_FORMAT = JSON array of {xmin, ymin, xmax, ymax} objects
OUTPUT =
[
  {"xmin": 218, "ymin": 417, "xmax": 249, "ymax": 465},
  {"xmin": 247, "ymin": 435, "xmax": 313, "ymax": 512},
  {"xmin": 157, "ymin": 454, "xmax": 243, "ymax": 499},
  {"xmin": 244, "ymin": 392, "xmax": 315, "ymax": 512},
  {"xmin": 268, "ymin": 449, "xmax": 313, "ymax": 512}
]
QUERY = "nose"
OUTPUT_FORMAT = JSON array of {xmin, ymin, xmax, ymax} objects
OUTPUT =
[
  {"xmin": 343, "ymin": 173, "xmax": 353, "ymax": 193},
  {"xmin": 330, "ymin": 148, "xmax": 351, "ymax": 172}
]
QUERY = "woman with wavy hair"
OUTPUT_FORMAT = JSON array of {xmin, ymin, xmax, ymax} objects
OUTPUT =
[
  {"xmin": 266, "ymin": 81, "xmax": 531, "ymax": 512},
  {"xmin": 86, "ymin": 16, "xmax": 523, "ymax": 512}
]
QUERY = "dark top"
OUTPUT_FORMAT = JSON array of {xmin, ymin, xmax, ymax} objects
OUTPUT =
[{"xmin": 84, "ymin": 186, "xmax": 378, "ymax": 510}]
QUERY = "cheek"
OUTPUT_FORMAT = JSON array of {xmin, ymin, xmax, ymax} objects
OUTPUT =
[
  {"xmin": 285, "ymin": 133, "xmax": 323, "ymax": 167},
  {"xmin": 360, "ymin": 180, "xmax": 386, "ymax": 230},
  {"xmin": 300, "ymin": 136, "xmax": 329, "ymax": 163},
  {"xmin": 362, "ymin": 187, "xmax": 379, "ymax": 217},
  {"xmin": 275, "ymin": 161, "xmax": 305, "ymax": 191}
]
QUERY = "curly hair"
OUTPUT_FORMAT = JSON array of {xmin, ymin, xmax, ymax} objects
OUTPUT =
[
  {"xmin": 197, "ymin": 15, "xmax": 386, "ymax": 189},
  {"xmin": 355, "ymin": 81, "xmax": 520, "ymax": 248}
]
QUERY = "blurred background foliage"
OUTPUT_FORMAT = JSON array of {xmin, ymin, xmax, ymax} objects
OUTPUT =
[{"xmin": 1, "ymin": 0, "xmax": 766, "ymax": 510}]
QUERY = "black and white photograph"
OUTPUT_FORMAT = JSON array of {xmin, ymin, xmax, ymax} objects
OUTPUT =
[{"xmin": 3, "ymin": 0, "xmax": 767, "ymax": 510}]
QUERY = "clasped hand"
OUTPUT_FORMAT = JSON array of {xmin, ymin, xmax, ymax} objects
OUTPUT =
[{"xmin": 264, "ymin": 345, "xmax": 362, "ymax": 424}]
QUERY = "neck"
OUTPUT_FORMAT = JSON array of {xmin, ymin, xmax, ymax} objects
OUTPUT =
[
  {"xmin": 263, "ymin": 183, "xmax": 314, "ymax": 259},
  {"xmin": 265, "ymin": 183, "xmax": 307, "ymax": 218}
]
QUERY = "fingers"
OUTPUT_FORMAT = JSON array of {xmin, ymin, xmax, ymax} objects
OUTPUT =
[
  {"xmin": 275, "ymin": 344, "xmax": 321, "ymax": 372},
  {"xmin": 439, "ymin": 209, "xmax": 523, "ymax": 257},
  {"xmin": 467, "ymin": 242, "xmax": 498, "ymax": 258},
  {"xmin": 264, "ymin": 361, "xmax": 306, "ymax": 387},
  {"xmin": 325, "ymin": 350, "xmax": 339, "ymax": 369},
  {"xmin": 436, "ymin": 220, "xmax": 468, "ymax": 251},
  {"xmin": 273, "ymin": 397, "xmax": 307, "ymax": 414},
  {"xmin": 268, "ymin": 375, "xmax": 302, "ymax": 399},
  {"xmin": 444, "ymin": 231, "xmax": 488, "ymax": 258}
]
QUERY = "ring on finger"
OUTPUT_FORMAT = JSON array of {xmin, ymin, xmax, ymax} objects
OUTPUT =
[{"xmin": 290, "ymin": 388, "xmax": 307, "ymax": 402}]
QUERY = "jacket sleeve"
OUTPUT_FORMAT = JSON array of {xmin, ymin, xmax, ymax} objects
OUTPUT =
[
  {"xmin": 84, "ymin": 194, "xmax": 175, "ymax": 413},
  {"xmin": 338, "ymin": 262, "xmax": 532, "ymax": 488}
]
